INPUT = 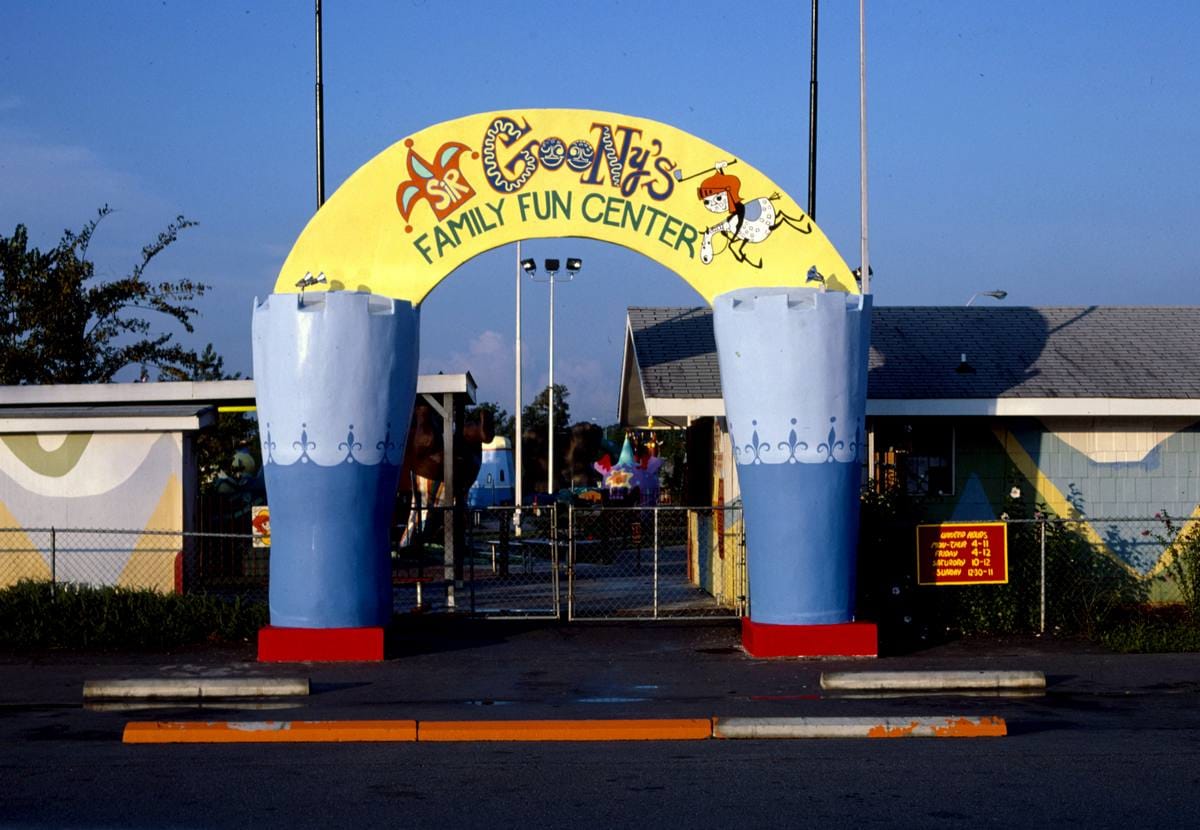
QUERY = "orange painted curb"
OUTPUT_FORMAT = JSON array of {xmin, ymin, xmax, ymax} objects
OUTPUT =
[
  {"xmin": 867, "ymin": 716, "xmax": 1008, "ymax": 739},
  {"xmin": 123, "ymin": 720, "xmax": 417, "ymax": 744},
  {"xmin": 417, "ymin": 719, "xmax": 715, "ymax": 742}
]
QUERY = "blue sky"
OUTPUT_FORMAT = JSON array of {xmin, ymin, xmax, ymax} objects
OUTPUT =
[{"xmin": 3, "ymin": 1, "xmax": 1198, "ymax": 423}]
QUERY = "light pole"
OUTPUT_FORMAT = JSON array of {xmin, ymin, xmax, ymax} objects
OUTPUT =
[
  {"xmin": 966, "ymin": 290, "xmax": 1008, "ymax": 306},
  {"xmin": 523, "ymin": 256, "xmax": 582, "ymax": 495},
  {"xmin": 515, "ymin": 246, "xmax": 531, "ymax": 528}
]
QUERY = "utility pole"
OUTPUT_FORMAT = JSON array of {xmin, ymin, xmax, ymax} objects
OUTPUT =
[
  {"xmin": 315, "ymin": 0, "xmax": 326, "ymax": 209},
  {"xmin": 807, "ymin": 0, "xmax": 819, "ymax": 220}
]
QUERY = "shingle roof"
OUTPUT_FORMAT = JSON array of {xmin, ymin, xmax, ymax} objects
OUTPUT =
[
  {"xmin": 627, "ymin": 306, "xmax": 1200, "ymax": 400},
  {"xmin": 626, "ymin": 307, "xmax": 721, "ymax": 399}
]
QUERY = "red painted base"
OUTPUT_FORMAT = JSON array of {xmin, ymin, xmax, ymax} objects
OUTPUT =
[
  {"xmin": 257, "ymin": 625, "xmax": 385, "ymax": 662},
  {"xmin": 741, "ymin": 618, "xmax": 878, "ymax": 658}
]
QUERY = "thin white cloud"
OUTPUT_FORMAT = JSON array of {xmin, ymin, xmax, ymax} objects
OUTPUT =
[
  {"xmin": 0, "ymin": 128, "xmax": 172, "ymax": 243},
  {"xmin": 420, "ymin": 328, "xmax": 517, "ymax": 412}
]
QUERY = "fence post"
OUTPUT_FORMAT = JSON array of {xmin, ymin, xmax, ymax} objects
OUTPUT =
[
  {"xmin": 738, "ymin": 508, "xmax": 748, "ymax": 617},
  {"xmin": 653, "ymin": 507, "xmax": 660, "ymax": 619},
  {"xmin": 1040, "ymin": 519, "xmax": 1047, "ymax": 635},
  {"xmin": 561, "ymin": 505, "xmax": 568, "ymax": 621},
  {"xmin": 50, "ymin": 527, "xmax": 56, "ymax": 596}
]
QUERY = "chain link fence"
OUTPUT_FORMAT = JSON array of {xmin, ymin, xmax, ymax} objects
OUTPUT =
[
  {"xmin": 388, "ymin": 504, "xmax": 745, "ymax": 619},
  {"xmin": 0, "ymin": 527, "xmax": 267, "ymax": 602},
  {"xmin": 567, "ymin": 505, "xmax": 745, "ymax": 620},
  {"xmin": 391, "ymin": 505, "xmax": 562, "ymax": 617},
  {"xmin": 11, "ymin": 510, "xmax": 1169, "ymax": 641},
  {"xmin": 859, "ymin": 514, "xmax": 1190, "ymax": 647}
]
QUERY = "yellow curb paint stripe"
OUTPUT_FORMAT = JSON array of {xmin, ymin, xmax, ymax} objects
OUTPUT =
[
  {"xmin": 417, "ymin": 719, "xmax": 715, "ymax": 742},
  {"xmin": 123, "ymin": 720, "xmax": 417, "ymax": 744}
]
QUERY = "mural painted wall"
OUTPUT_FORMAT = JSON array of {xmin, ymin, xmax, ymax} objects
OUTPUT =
[
  {"xmin": 0, "ymin": 431, "xmax": 189, "ymax": 592},
  {"xmin": 877, "ymin": 417, "xmax": 1200, "ymax": 592}
]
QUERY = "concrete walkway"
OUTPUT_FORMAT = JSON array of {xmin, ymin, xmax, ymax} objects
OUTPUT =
[{"xmin": 4, "ymin": 620, "xmax": 1198, "ymax": 727}]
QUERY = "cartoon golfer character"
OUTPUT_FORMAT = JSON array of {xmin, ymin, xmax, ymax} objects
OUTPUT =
[{"xmin": 679, "ymin": 161, "xmax": 813, "ymax": 268}]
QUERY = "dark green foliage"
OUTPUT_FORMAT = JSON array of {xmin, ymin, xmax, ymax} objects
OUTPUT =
[
  {"xmin": 1152, "ymin": 512, "xmax": 1200, "ymax": 623},
  {"xmin": 472, "ymin": 401, "xmax": 514, "ymax": 443},
  {"xmin": 521, "ymin": 384, "xmax": 570, "ymax": 435},
  {"xmin": 0, "ymin": 206, "xmax": 209, "ymax": 384},
  {"xmin": 0, "ymin": 581, "xmax": 267, "ymax": 651},
  {"xmin": 1100, "ymin": 605, "xmax": 1200, "ymax": 653},
  {"xmin": 857, "ymin": 483, "xmax": 1151, "ymax": 652}
]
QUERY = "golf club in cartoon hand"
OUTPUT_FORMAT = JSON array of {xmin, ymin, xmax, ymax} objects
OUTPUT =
[{"xmin": 674, "ymin": 160, "xmax": 813, "ymax": 268}]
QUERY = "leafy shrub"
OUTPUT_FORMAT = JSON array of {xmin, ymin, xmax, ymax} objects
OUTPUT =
[
  {"xmin": 1100, "ymin": 605, "xmax": 1200, "ymax": 653},
  {"xmin": 856, "ymin": 483, "xmax": 1150, "ymax": 649},
  {"xmin": 0, "ymin": 580, "xmax": 267, "ymax": 650},
  {"xmin": 1151, "ymin": 512, "xmax": 1200, "ymax": 623}
]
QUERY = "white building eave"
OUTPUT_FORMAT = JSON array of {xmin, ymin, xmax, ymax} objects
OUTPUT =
[
  {"xmin": 638, "ymin": 396, "xmax": 1200, "ymax": 421},
  {"xmin": 866, "ymin": 398, "xmax": 1200, "ymax": 417}
]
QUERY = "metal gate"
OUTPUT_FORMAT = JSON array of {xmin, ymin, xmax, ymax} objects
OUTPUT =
[
  {"xmin": 566, "ymin": 505, "xmax": 745, "ymax": 621},
  {"xmin": 402, "ymin": 505, "xmax": 745, "ymax": 620},
  {"xmin": 461, "ymin": 505, "xmax": 562, "ymax": 618}
]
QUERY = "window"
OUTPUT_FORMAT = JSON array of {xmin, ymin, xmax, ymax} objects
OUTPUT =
[{"xmin": 873, "ymin": 421, "xmax": 955, "ymax": 496}]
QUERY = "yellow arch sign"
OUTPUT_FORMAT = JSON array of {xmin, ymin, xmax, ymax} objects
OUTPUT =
[{"xmin": 276, "ymin": 109, "xmax": 857, "ymax": 304}]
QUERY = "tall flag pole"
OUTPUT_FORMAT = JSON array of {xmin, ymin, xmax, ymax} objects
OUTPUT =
[
  {"xmin": 315, "ymin": 0, "xmax": 326, "ymax": 208},
  {"xmin": 859, "ymin": 0, "xmax": 871, "ymax": 294},
  {"xmin": 807, "ymin": 0, "xmax": 819, "ymax": 219}
]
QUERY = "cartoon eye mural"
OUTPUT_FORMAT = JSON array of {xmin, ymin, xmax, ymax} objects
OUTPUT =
[
  {"xmin": 538, "ymin": 137, "xmax": 566, "ymax": 170},
  {"xmin": 566, "ymin": 139, "xmax": 595, "ymax": 172}
]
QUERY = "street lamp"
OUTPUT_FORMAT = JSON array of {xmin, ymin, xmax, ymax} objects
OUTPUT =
[
  {"xmin": 966, "ymin": 290, "xmax": 1007, "ymax": 306},
  {"xmin": 525, "ymin": 256, "xmax": 582, "ymax": 495}
]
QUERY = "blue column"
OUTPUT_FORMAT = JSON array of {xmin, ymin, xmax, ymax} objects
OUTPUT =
[
  {"xmin": 251, "ymin": 292, "xmax": 419, "ymax": 629},
  {"xmin": 712, "ymin": 288, "xmax": 872, "ymax": 626}
]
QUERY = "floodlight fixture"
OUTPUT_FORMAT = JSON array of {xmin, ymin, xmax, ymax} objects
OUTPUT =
[
  {"xmin": 544, "ymin": 258, "xmax": 560, "ymax": 274},
  {"xmin": 521, "ymin": 258, "xmax": 536, "ymax": 274},
  {"xmin": 566, "ymin": 257, "xmax": 582, "ymax": 274},
  {"xmin": 295, "ymin": 272, "xmax": 328, "ymax": 291}
]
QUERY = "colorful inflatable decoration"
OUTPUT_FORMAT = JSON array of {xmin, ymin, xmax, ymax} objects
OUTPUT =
[{"xmin": 594, "ymin": 435, "xmax": 664, "ymax": 506}]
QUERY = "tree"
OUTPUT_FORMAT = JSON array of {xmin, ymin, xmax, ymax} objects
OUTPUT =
[
  {"xmin": 472, "ymin": 401, "xmax": 514, "ymax": 442},
  {"xmin": 521, "ymin": 384, "xmax": 570, "ymax": 436},
  {"xmin": 0, "ymin": 206, "xmax": 209, "ymax": 384}
]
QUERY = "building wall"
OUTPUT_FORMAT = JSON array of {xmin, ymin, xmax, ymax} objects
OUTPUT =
[
  {"xmin": 0, "ymin": 431, "xmax": 187, "ymax": 592},
  {"xmin": 689, "ymin": 418, "xmax": 744, "ymax": 609},
  {"xmin": 875, "ymin": 416, "xmax": 1200, "ymax": 585}
]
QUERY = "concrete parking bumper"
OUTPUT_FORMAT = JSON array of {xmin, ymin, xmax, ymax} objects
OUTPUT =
[
  {"xmin": 84, "ymin": 678, "xmax": 310, "ymax": 700},
  {"xmin": 820, "ymin": 670, "xmax": 1045, "ymax": 692}
]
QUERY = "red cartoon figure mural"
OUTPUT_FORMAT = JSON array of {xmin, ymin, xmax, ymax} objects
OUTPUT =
[{"xmin": 678, "ymin": 161, "xmax": 813, "ymax": 269}]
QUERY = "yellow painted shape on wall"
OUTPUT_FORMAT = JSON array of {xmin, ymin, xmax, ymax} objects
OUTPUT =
[
  {"xmin": 276, "ymin": 109, "xmax": 856, "ymax": 305},
  {"xmin": 0, "ymin": 500, "xmax": 51, "ymax": 587},
  {"xmin": 117, "ymin": 473, "xmax": 182, "ymax": 594},
  {"xmin": 992, "ymin": 427, "xmax": 1197, "ymax": 579}
]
